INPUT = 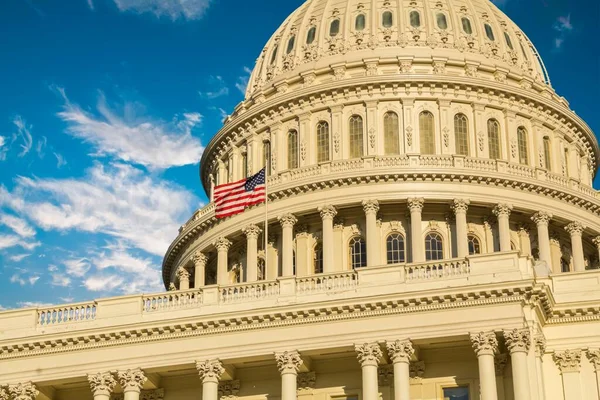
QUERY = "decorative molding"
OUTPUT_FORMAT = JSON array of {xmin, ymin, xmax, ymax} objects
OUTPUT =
[
  {"xmin": 7, "ymin": 383, "xmax": 38, "ymax": 400},
  {"xmin": 534, "ymin": 333, "xmax": 546, "ymax": 357},
  {"xmin": 470, "ymin": 331, "xmax": 498, "ymax": 356},
  {"xmin": 362, "ymin": 199, "xmax": 380, "ymax": 215},
  {"xmin": 242, "ymin": 224, "xmax": 262, "ymax": 239},
  {"xmin": 564, "ymin": 222, "xmax": 585, "ymax": 236},
  {"xmin": 407, "ymin": 198, "xmax": 425, "ymax": 213},
  {"xmin": 278, "ymin": 213, "xmax": 298, "ymax": 228},
  {"xmin": 587, "ymin": 349, "xmax": 600, "ymax": 372},
  {"xmin": 452, "ymin": 199, "xmax": 470, "ymax": 214},
  {"xmin": 117, "ymin": 369, "xmax": 147, "ymax": 393},
  {"xmin": 219, "ymin": 381, "xmax": 240, "ymax": 398},
  {"xmin": 531, "ymin": 211, "xmax": 553, "ymax": 225},
  {"xmin": 386, "ymin": 339, "xmax": 414, "ymax": 363},
  {"xmin": 504, "ymin": 328, "xmax": 531, "ymax": 353},
  {"xmin": 275, "ymin": 350, "xmax": 303, "ymax": 374},
  {"xmin": 88, "ymin": 372, "xmax": 117, "ymax": 396},
  {"xmin": 355, "ymin": 342, "xmax": 383, "ymax": 367},
  {"xmin": 318, "ymin": 205, "xmax": 338, "ymax": 220},
  {"xmin": 409, "ymin": 361, "xmax": 426, "ymax": 380},
  {"xmin": 197, "ymin": 359, "xmax": 224, "ymax": 382},
  {"xmin": 297, "ymin": 372, "xmax": 316, "ymax": 389},
  {"xmin": 553, "ymin": 349, "xmax": 582, "ymax": 373},
  {"xmin": 495, "ymin": 353, "xmax": 508, "ymax": 376},
  {"xmin": 493, "ymin": 203, "xmax": 513, "ymax": 218}
]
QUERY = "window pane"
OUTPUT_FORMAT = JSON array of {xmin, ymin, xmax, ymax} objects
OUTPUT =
[
  {"xmin": 485, "ymin": 24, "xmax": 495, "ymax": 41},
  {"xmin": 384, "ymin": 112, "xmax": 400, "ymax": 155},
  {"xmin": 437, "ymin": 13, "xmax": 448, "ymax": 30},
  {"xmin": 286, "ymin": 36, "xmax": 296, "ymax": 54},
  {"xmin": 487, "ymin": 119, "xmax": 501, "ymax": 159},
  {"xmin": 504, "ymin": 32, "xmax": 514, "ymax": 49},
  {"xmin": 387, "ymin": 234, "xmax": 405, "ymax": 264},
  {"xmin": 288, "ymin": 130, "xmax": 298, "ymax": 169},
  {"xmin": 454, "ymin": 114, "xmax": 469, "ymax": 156},
  {"xmin": 330, "ymin": 19, "xmax": 340, "ymax": 36},
  {"xmin": 410, "ymin": 11, "xmax": 421, "ymax": 28},
  {"xmin": 543, "ymin": 137, "xmax": 552, "ymax": 171},
  {"xmin": 419, "ymin": 111, "xmax": 435, "ymax": 155},
  {"xmin": 350, "ymin": 237, "xmax": 367, "ymax": 268},
  {"xmin": 517, "ymin": 127, "xmax": 528, "ymax": 165},
  {"xmin": 306, "ymin": 27, "xmax": 316, "ymax": 44},
  {"xmin": 355, "ymin": 14, "xmax": 366, "ymax": 31},
  {"xmin": 349, "ymin": 115, "xmax": 364, "ymax": 159},
  {"xmin": 382, "ymin": 11, "xmax": 393, "ymax": 28},
  {"xmin": 443, "ymin": 386, "xmax": 469, "ymax": 400},
  {"xmin": 314, "ymin": 244, "xmax": 323, "ymax": 274},
  {"xmin": 461, "ymin": 17, "xmax": 472, "ymax": 34},
  {"xmin": 425, "ymin": 233, "xmax": 443, "ymax": 261},
  {"xmin": 270, "ymin": 45, "xmax": 278, "ymax": 65},
  {"xmin": 317, "ymin": 121, "xmax": 330, "ymax": 163},
  {"xmin": 468, "ymin": 235, "xmax": 481, "ymax": 255}
]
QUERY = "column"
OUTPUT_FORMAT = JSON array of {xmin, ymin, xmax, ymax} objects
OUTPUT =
[
  {"xmin": 470, "ymin": 331, "xmax": 499, "ymax": 400},
  {"xmin": 275, "ymin": 351, "xmax": 303, "ymax": 400},
  {"xmin": 504, "ymin": 329, "xmax": 532, "ymax": 400},
  {"xmin": 593, "ymin": 237, "xmax": 600, "ymax": 268},
  {"xmin": 534, "ymin": 334, "xmax": 547, "ymax": 400},
  {"xmin": 531, "ymin": 212, "xmax": 553, "ymax": 269},
  {"xmin": 408, "ymin": 198, "xmax": 425, "ymax": 262},
  {"xmin": 117, "ymin": 368, "xmax": 147, "ymax": 400},
  {"xmin": 333, "ymin": 218, "xmax": 345, "ymax": 271},
  {"xmin": 587, "ymin": 350, "xmax": 600, "ymax": 400},
  {"xmin": 386, "ymin": 340, "xmax": 414, "ymax": 400},
  {"xmin": 518, "ymin": 225, "xmax": 532, "ymax": 257},
  {"xmin": 176, "ymin": 267, "xmax": 190, "ymax": 290},
  {"xmin": 553, "ymin": 349, "xmax": 583, "ymax": 399},
  {"xmin": 363, "ymin": 200, "xmax": 380, "ymax": 267},
  {"xmin": 8, "ymin": 383, "xmax": 39, "ymax": 400},
  {"xmin": 214, "ymin": 237, "xmax": 232, "ymax": 285},
  {"xmin": 549, "ymin": 232, "xmax": 562, "ymax": 273},
  {"xmin": 192, "ymin": 251, "xmax": 208, "ymax": 288},
  {"xmin": 88, "ymin": 372, "xmax": 117, "ymax": 400},
  {"xmin": 278, "ymin": 214, "xmax": 298, "ymax": 276},
  {"xmin": 493, "ymin": 204, "xmax": 513, "ymax": 252},
  {"xmin": 243, "ymin": 224, "xmax": 262, "ymax": 282},
  {"xmin": 319, "ymin": 205, "xmax": 337, "ymax": 273},
  {"xmin": 565, "ymin": 222, "xmax": 586, "ymax": 272},
  {"xmin": 452, "ymin": 199, "xmax": 470, "ymax": 258},
  {"xmin": 494, "ymin": 354, "xmax": 508, "ymax": 400},
  {"xmin": 295, "ymin": 226, "xmax": 311, "ymax": 277},
  {"xmin": 196, "ymin": 359, "xmax": 225, "ymax": 400},
  {"xmin": 355, "ymin": 343, "xmax": 382, "ymax": 400}
]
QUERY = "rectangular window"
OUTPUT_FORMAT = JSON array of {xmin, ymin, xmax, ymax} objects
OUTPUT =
[{"xmin": 443, "ymin": 386, "xmax": 469, "ymax": 400}]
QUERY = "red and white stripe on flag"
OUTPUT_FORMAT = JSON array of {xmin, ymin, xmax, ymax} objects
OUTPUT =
[{"xmin": 214, "ymin": 169, "xmax": 266, "ymax": 219}]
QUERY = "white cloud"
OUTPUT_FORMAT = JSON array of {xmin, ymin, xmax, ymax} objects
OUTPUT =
[
  {"xmin": 60, "ymin": 297, "xmax": 75, "ymax": 303},
  {"xmin": 0, "ymin": 213, "xmax": 36, "ymax": 237},
  {"xmin": 54, "ymin": 152, "xmax": 67, "ymax": 168},
  {"xmin": 51, "ymin": 273, "xmax": 72, "ymax": 287},
  {"xmin": 0, "ymin": 136, "xmax": 7, "ymax": 160},
  {"xmin": 64, "ymin": 258, "xmax": 91, "ymax": 277},
  {"xmin": 112, "ymin": 0, "xmax": 211, "ymax": 21},
  {"xmin": 0, "ymin": 234, "xmax": 40, "ymax": 251},
  {"xmin": 17, "ymin": 301, "xmax": 53, "ymax": 309},
  {"xmin": 9, "ymin": 254, "xmax": 31, "ymax": 262},
  {"xmin": 29, "ymin": 276, "xmax": 40, "ymax": 285},
  {"xmin": 553, "ymin": 14, "xmax": 573, "ymax": 50},
  {"xmin": 235, "ymin": 67, "xmax": 252, "ymax": 95},
  {"xmin": 10, "ymin": 273, "xmax": 39, "ymax": 286},
  {"xmin": 56, "ymin": 89, "xmax": 204, "ymax": 169},
  {"xmin": 12, "ymin": 115, "xmax": 33, "ymax": 157},
  {"xmin": 84, "ymin": 274, "xmax": 125, "ymax": 292},
  {"xmin": 36, "ymin": 136, "xmax": 47, "ymax": 159},
  {"xmin": 87, "ymin": 0, "xmax": 94, "ymax": 10},
  {"xmin": 199, "ymin": 76, "xmax": 229, "ymax": 99},
  {"xmin": 0, "ymin": 305, "xmax": 6, "ymax": 311}
]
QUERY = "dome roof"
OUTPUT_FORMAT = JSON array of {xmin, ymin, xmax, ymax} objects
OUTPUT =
[{"xmin": 245, "ymin": 0, "xmax": 549, "ymax": 100}]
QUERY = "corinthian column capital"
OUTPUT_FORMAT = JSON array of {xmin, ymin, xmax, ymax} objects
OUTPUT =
[
  {"xmin": 534, "ymin": 333, "xmax": 546, "ymax": 357},
  {"xmin": 242, "ymin": 224, "xmax": 262, "ymax": 239},
  {"xmin": 362, "ymin": 199, "xmax": 380, "ymax": 215},
  {"xmin": 531, "ymin": 211, "xmax": 552, "ymax": 225},
  {"xmin": 8, "ymin": 382, "xmax": 39, "ymax": 400},
  {"xmin": 407, "ymin": 198, "xmax": 425, "ymax": 212},
  {"xmin": 386, "ymin": 339, "xmax": 414, "ymax": 363},
  {"xmin": 0, "ymin": 387, "xmax": 8, "ymax": 400},
  {"xmin": 192, "ymin": 251, "xmax": 208, "ymax": 267},
  {"xmin": 117, "ymin": 368, "xmax": 147, "ymax": 393},
  {"xmin": 504, "ymin": 328, "xmax": 531, "ymax": 353},
  {"xmin": 214, "ymin": 237, "xmax": 232, "ymax": 252},
  {"xmin": 176, "ymin": 267, "xmax": 190, "ymax": 281},
  {"xmin": 593, "ymin": 236, "xmax": 600, "ymax": 249},
  {"xmin": 553, "ymin": 349, "xmax": 582, "ymax": 373},
  {"xmin": 88, "ymin": 372, "xmax": 117, "ymax": 397},
  {"xmin": 196, "ymin": 359, "xmax": 224, "ymax": 383},
  {"xmin": 355, "ymin": 342, "xmax": 383, "ymax": 367},
  {"xmin": 452, "ymin": 199, "xmax": 470, "ymax": 214},
  {"xmin": 318, "ymin": 205, "xmax": 337, "ymax": 220},
  {"xmin": 275, "ymin": 350, "xmax": 303, "ymax": 375},
  {"xmin": 565, "ymin": 222, "xmax": 585, "ymax": 236},
  {"xmin": 470, "ymin": 331, "xmax": 498, "ymax": 356},
  {"xmin": 278, "ymin": 213, "xmax": 298, "ymax": 228},
  {"xmin": 493, "ymin": 203, "xmax": 513, "ymax": 217},
  {"xmin": 587, "ymin": 349, "xmax": 600, "ymax": 372}
]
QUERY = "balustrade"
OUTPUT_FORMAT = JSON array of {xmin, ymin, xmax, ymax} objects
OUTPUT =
[
  {"xmin": 220, "ymin": 281, "xmax": 280, "ymax": 303},
  {"xmin": 38, "ymin": 302, "xmax": 97, "ymax": 326},
  {"xmin": 296, "ymin": 271, "xmax": 359, "ymax": 294},
  {"xmin": 405, "ymin": 259, "xmax": 470, "ymax": 281},
  {"xmin": 143, "ymin": 289, "xmax": 203, "ymax": 313}
]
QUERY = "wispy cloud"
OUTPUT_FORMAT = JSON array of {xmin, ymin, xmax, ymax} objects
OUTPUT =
[
  {"xmin": 64, "ymin": 258, "xmax": 91, "ymax": 277},
  {"xmin": 553, "ymin": 14, "xmax": 574, "ymax": 50},
  {"xmin": 10, "ymin": 273, "xmax": 40, "ymax": 286},
  {"xmin": 12, "ymin": 115, "xmax": 34, "ymax": 157},
  {"xmin": 55, "ymin": 88, "xmax": 204, "ymax": 170},
  {"xmin": 9, "ymin": 253, "xmax": 31, "ymax": 262},
  {"xmin": 235, "ymin": 67, "xmax": 252, "ymax": 95},
  {"xmin": 84, "ymin": 274, "xmax": 125, "ymax": 292},
  {"xmin": 0, "ymin": 234, "xmax": 40, "ymax": 251},
  {"xmin": 0, "ymin": 136, "xmax": 7, "ymax": 160},
  {"xmin": 112, "ymin": 0, "xmax": 212, "ymax": 21},
  {"xmin": 0, "ymin": 213, "xmax": 36, "ymax": 237},
  {"xmin": 54, "ymin": 152, "xmax": 67, "ymax": 168},
  {"xmin": 87, "ymin": 0, "xmax": 94, "ymax": 10},
  {"xmin": 17, "ymin": 301, "xmax": 53, "ymax": 309},
  {"xmin": 199, "ymin": 76, "xmax": 229, "ymax": 100},
  {"xmin": 36, "ymin": 136, "xmax": 47, "ymax": 159}
]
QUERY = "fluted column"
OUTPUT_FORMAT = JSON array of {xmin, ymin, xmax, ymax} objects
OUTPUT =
[
  {"xmin": 117, "ymin": 368, "xmax": 147, "ymax": 400},
  {"xmin": 504, "ymin": 329, "xmax": 532, "ymax": 400},
  {"xmin": 470, "ymin": 332, "xmax": 499, "ymax": 400},
  {"xmin": 278, "ymin": 214, "xmax": 298, "ymax": 276},
  {"xmin": 531, "ymin": 212, "xmax": 552, "ymax": 268},
  {"xmin": 176, "ymin": 267, "xmax": 190, "ymax": 290},
  {"xmin": 565, "ymin": 222, "xmax": 586, "ymax": 272},
  {"xmin": 7, "ymin": 383, "xmax": 39, "ymax": 400},
  {"xmin": 408, "ymin": 198, "xmax": 425, "ymax": 262},
  {"xmin": 518, "ymin": 225, "xmax": 532, "ymax": 257},
  {"xmin": 196, "ymin": 359, "xmax": 225, "ymax": 400},
  {"xmin": 386, "ymin": 340, "xmax": 414, "ymax": 400},
  {"xmin": 452, "ymin": 199, "xmax": 470, "ymax": 258},
  {"xmin": 363, "ymin": 200, "xmax": 380, "ymax": 267},
  {"xmin": 355, "ymin": 343, "xmax": 382, "ymax": 400},
  {"xmin": 192, "ymin": 251, "xmax": 208, "ymax": 288},
  {"xmin": 534, "ymin": 334, "xmax": 547, "ymax": 400},
  {"xmin": 88, "ymin": 372, "xmax": 117, "ymax": 400},
  {"xmin": 587, "ymin": 350, "xmax": 600, "ymax": 400},
  {"xmin": 553, "ymin": 349, "xmax": 583, "ymax": 399},
  {"xmin": 214, "ymin": 237, "xmax": 232, "ymax": 285},
  {"xmin": 275, "ymin": 351, "xmax": 303, "ymax": 400},
  {"xmin": 243, "ymin": 224, "xmax": 262, "ymax": 282},
  {"xmin": 593, "ymin": 237, "xmax": 600, "ymax": 267},
  {"xmin": 493, "ymin": 204, "xmax": 513, "ymax": 252},
  {"xmin": 319, "ymin": 205, "xmax": 337, "ymax": 273}
]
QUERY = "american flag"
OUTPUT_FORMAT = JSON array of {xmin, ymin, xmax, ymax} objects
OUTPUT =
[{"xmin": 214, "ymin": 168, "xmax": 266, "ymax": 219}]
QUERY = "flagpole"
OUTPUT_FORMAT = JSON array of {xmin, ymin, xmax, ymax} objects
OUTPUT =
[{"xmin": 264, "ymin": 141, "xmax": 270, "ymax": 277}]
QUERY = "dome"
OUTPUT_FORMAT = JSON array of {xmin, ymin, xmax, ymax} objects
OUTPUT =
[{"xmin": 245, "ymin": 0, "xmax": 550, "ymax": 100}]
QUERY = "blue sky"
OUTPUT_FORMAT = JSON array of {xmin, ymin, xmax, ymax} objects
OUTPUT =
[{"xmin": 0, "ymin": 0, "xmax": 598, "ymax": 310}]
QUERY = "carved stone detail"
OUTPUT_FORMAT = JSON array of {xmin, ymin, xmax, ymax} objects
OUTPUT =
[
  {"xmin": 278, "ymin": 213, "xmax": 298, "ymax": 228},
  {"xmin": 386, "ymin": 339, "xmax": 414, "ymax": 363},
  {"xmin": 8, "ymin": 383, "xmax": 39, "ymax": 400},
  {"xmin": 452, "ymin": 199, "xmax": 470, "ymax": 214},
  {"xmin": 242, "ymin": 224, "xmax": 262, "ymax": 239},
  {"xmin": 531, "ymin": 211, "xmax": 552, "ymax": 225},
  {"xmin": 176, "ymin": 267, "xmax": 190, "ymax": 281},
  {"xmin": 495, "ymin": 353, "xmax": 508, "ymax": 376},
  {"xmin": 362, "ymin": 199, "xmax": 380, "ymax": 215},
  {"xmin": 214, "ymin": 237, "xmax": 232, "ymax": 252},
  {"xmin": 587, "ymin": 349, "xmax": 600, "ymax": 372},
  {"xmin": 275, "ymin": 350, "xmax": 303, "ymax": 374},
  {"xmin": 117, "ymin": 369, "xmax": 147, "ymax": 393},
  {"xmin": 196, "ymin": 359, "xmax": 225, "ymax": 382},
  {"xmin": 356, "ymin": 342, "xmax": 383, "ymax": 366},
  {"xmin": 493, "ymin": 203, "xmax": 513, "ymax": 217},
  {"xmin": 297, "ymin": 372, "xmax": 316, "ymax": 389},
  {"xmin": 470, "ymin": 331, "xmax": 498, "ymax": 356},
  {"xmin": 192, "ymin": 251, "xmax": 208, "ymax": 267},
  {"xmin": 378, "ymin": 364, "xmax": 393, "ymax": 386},
  {"xmin": 410, "ymin": 361, "xmax": 426, "ymax": 379},
  {"xmin": 219, "ymin": 380, "xmax": 240, "ymax": 398},
  {"xmin": 407, "ymin": 198, "xmax": 425, "ymax": 212},
  {"xmin": 319, "ymin": 204, "xmax": 337, "ymax": 220},
  {"xmin": 553, "ymin": 349, "xmax": 582, "ymax": 373},
  {"xmin": 88, "ymin": 372, "xmax": 117, "ymax": 396},
  {"xmin": 565, "ymin": 222, "xmax": 585, "ymax": 236},
  {"xmin": 534, "ymin": 333, "xmax": 546, "ymax": 357},
  {"xmin": 0, "ymin": 387, "xmax": 7, "ymax": 400},
  {"xmin": 504, "ymin": 328, "xmax": 531, "ymax": 353}
]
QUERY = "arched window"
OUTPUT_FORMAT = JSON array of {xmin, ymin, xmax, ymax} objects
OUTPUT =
[
  {"xmin": 350, "ymin": 237, "xmax": 367, "ymax": 268},
  {"xmin": 517, "ymin": 127, "xmax": 529, "ymax": 165},
  {"xmin": 419, "ymin": 111, "xmax": 435, "ymax": 155},
  {"xmin": 287, "ymin": 130, "xmax": 299, "ymax": 169},
  {"xmin": 454, "ymin": 113, "xmax": 469, "ymax": 156},
  {"xmin": 487, "ymin": 119, "xmax": 501, "ymax": 159},
  {"xmin": 561, "ymin": 258, "xmax": 570, "ymax": 273},
  {"xmin": 314, "ymin": 243, "xmax": 323, "ymax": 274},
  {"xmin": 386, "ymin": 234, "xmax": 406, "ymax": 264},
  {"xmin": 436, "ymin": 13, "xmax": 448, "ymax": 30},
  {"xmin": 384, "ymin": 111, "xmax": 400, "ymax": 155},
  {"xmin": 306, "ymin": 27, "xmax": 317, "ymax": 44},
  {"xmin": 330, "ymin": 19, "xmax": 340, "ymax": 36},
  {"xmin": 286, "ymin": 36, "xmax": 296, "ymax": 54},
  {"xmin": 270, "ymin": 45, "xmax": 278, "ymax": 65},
  {"xmin": 349, "ymin": 115, "xmax": 364, "ymax": 159},
  {"xmin": 355, "ymin": 14, "xmax": 366, "ymax": 31},
  {"xmin": 484, "ymin": 24, "xmax": 495, "ymax": 41},
  {"xmin": 382, "ymin": 11, "xmax": 393, "ymax": 28},
  {"xmin": 563, "ymin": 148, "xmax": 570, "ymax": 176},
  {"xmin": 504, "ymin": 32, "xmax": 514, "ymax": 49},
  {"xmin": 425, "ymin": 233, "xmax": 443, "ymax": 261},
  {"xmin": 543, "ymin": 137, "xmax": 552, "ymax": 171},
  {"xmin": 316, "ymin": 121, "xmax": 330, "ymax": 163},
  {"xmin": 468, "ymin": 235, "xmax": 481, "ymax": 255},
  {"xmin": 258, "ymin": 258, "xmax": 266, "ymax": 280},
  {"xmin": 409, "ymin": 11, "xmax": 421, "ymax": 28},
  {"xmin": 461, "ymin": 17, "xmax": 473, "ymax": 34}
]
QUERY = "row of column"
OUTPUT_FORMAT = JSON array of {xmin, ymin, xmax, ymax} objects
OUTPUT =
[{"xmin": 178, "ymin": 200, "xmax": 595, "ymax": 288}]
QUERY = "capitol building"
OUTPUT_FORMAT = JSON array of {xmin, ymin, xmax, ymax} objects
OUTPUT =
[{"xmin": 2, "ymin": 0, "xmax": 600, "ymax": 399}]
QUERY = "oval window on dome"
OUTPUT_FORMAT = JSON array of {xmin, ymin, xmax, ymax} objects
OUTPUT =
[
  {"xmin": 330, "ymin": 19, "xmax": 340, "ymax": 36},
  {"xmin": 382, "ymin": 11, "xmax": 393, "ymax": 28},
  {"xmin": 504, "ymin": 32, "xmax": 514, "ymax": 49},
  {"xmin": 461, "ymin": 17, "xmax": 473, "ymax": 34},
  {"xmin": 484, "ymin": 24, "xmax": 495, "ymax": 41},
  {"xmin": 355, "ymin": 14, "xmax": 366, "ymax": 31},
  {"xmin": 410, "ymin": 11, "xmax": 421, "ymax": 28},
  {"xmin": 286, "ymin": 36, "xmax": 295, "ymax": 54},
  {"xmin": 306, "ymin": 26, "xmax": 316, "ymax": 44},
  {"xmin": 270, "ymin": 45, "xmax": 278, "ymax": 65},
  {"xmin": 436, "ymin": 13, "xmax": 448, "ymax": 30}
]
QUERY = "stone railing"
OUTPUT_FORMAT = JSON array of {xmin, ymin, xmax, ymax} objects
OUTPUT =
[
  {"xmin": 220, "ymin": 280, "xmax": 280, "ymax": 303},
  {"xmin": 143, "ymin": 289, "xmax": 203, "ymax": 312},
  {"xmin": 405, "ymin": 258, "xmax": 470, "ymax": 281},
  {"xmin": 38, "ymin": 302, "xmax": 97, "ymax": 326},
  {"xmin": 296, "ymin": 271, "xmax": 359, "ymax": 294}
]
